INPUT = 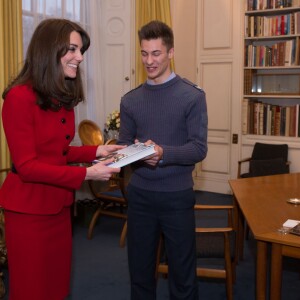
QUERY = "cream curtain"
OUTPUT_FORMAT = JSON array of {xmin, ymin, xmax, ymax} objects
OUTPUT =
[
  {"xmin": 135, "ymin": 0, "xmax": 174, "ymax": 86},
  {"xmin": 0, "ymin": 0, "xmax": 23, "ymax": 178}
]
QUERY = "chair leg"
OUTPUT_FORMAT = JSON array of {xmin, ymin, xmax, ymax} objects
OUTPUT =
[
  {"xmin": 232, "ymin": 261, "xmax": 236, "ymax": 284},
  {"xmin": 224, "ymin": 232, "xmax": 233, "ymax": 300},
  {"xmin": 119, "ymin": 220, "xmax": 127, "ymax": 248},
  {"xmin": 238, "ymin": 211, "xmax": 245, "ymax": 261},
  {"xmin": 87, "ymin": 208, "xmax": 102, "ymax": 240}
]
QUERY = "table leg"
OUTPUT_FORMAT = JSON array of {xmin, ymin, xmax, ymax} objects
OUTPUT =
[
  {"xmin": 234, "ymin": 196, "xmax": 244, "ymax": 261},
  {"xmin": 270, "ymin": 243, "xmax": 282, "ymax": 300},
  {"xmin": 256, "ymin": 241, "xmax": 267, "ymax": 300}
]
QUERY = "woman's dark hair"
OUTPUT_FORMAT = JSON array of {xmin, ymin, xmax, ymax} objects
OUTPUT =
[
  {"xmin": 138, "ymin": 20, "xmax": 174, "ymax": 51},
  {"xmin": 2, "ymin": 18, "xmax": 90, "ymax": 110}
]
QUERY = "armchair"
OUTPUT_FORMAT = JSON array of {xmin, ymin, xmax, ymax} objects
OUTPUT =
[
  {"xmin": 237, "ymin": 142, "xmax": 290, "ymax": 178},
  {"xmin": 237, "ymin": 142, "xmax": 290, "ymax": 242}
]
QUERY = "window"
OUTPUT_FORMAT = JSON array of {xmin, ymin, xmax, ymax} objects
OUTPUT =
[
  {"xmin": 22, "ymin": 0, "xmax": 83, "ymax": 58},
  {"xmin": 22, "ymin": 0, "xmax": 102, "ymax": 142},
  {"xmin": 21, "ymin": 1, "xmax": 131, "ymax": 145}
]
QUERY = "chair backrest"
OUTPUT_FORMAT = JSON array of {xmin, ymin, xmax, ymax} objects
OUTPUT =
[
  {"xmin": 249, "ymin": 143, "xmax": 289, "ymax": 176},
  {"xmin": 78, "ymin": 120, "xmax": 104, "ymax": 146},
  {"xmin": 251, "ymin": 142, "xmax": 288, "ymax": 161},
  {"xmin": 249, "ymin": 157, "xmax": 289, "ymax": 177},
  {"xmin": 88, "ymin": 173, "xmax": 127, "ymax": 204},
  {"xmin": 105, "ymin": 138, "xmax": 117, "ymax": 145}
]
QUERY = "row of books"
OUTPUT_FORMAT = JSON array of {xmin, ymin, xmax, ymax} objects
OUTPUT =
[
  {"xmin": 242, "ymin": 99, "xmax": 300, "ymax": 137},
  {"xmin": 247, "ymin": 0, "xmax": 300, "ymax": 11},
  {"xmin": 245, "ymin": 38, "xmax": 300, "ymax": 66},
  {"xmin": 245, "ymin": 12, "xmax": 300, "ymax": 37},
  {"xmin": 244, "ymin": 70, "xmax": 255, "ymax": 95}
]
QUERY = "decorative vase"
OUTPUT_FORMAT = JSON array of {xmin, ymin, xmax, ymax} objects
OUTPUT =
[{"xmin": 108, "ymin": 129, "xmax": 119, "ymax": 140}]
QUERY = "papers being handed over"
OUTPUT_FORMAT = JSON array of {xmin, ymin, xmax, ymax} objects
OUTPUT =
[{"xmin": 93, "ymin": 142, "xmax": 156, "ymax": 168}]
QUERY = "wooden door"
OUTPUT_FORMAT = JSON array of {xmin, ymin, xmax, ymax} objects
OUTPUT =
[{"xmin": 193, "ymin": 0, "xmax": 244, "ymax": 194}]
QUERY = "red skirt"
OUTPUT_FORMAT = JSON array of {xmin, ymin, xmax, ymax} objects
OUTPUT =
[{"xmin": 4, "ymin": 207, "xmax": 72, "ymax": 300}]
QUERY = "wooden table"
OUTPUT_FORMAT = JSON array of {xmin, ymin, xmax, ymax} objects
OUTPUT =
[{"xmin": 229, "ymin": 173, "xmax": 300, "ymax": 300}]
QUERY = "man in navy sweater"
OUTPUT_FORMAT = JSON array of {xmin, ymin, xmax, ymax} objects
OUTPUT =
[{"xmin": 118, "ymin": 20, "xmax": 208, "ymax": 300}]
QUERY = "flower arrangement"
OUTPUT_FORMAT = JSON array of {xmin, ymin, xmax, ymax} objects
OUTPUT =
[{"xmin": 105, "ymin": 110, "xmax": 120, "ymax": 131}]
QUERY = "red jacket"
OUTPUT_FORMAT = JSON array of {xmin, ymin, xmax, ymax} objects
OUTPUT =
[{"xmin": 0, "ymin": 85, "xmax": 97, "ymax": 215}]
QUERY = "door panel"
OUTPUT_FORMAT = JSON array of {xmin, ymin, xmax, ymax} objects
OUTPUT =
[
  {"xmin": 103, "ymin": 0, "xmax": 132, "ymax": 117},
  {"xmin": 193, "ymin": 0, "xmax": 243, "ymax": 194}
]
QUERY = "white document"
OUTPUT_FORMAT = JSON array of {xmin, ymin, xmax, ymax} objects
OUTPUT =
[{"xmin": 93, "ymin": 142, "xmax": 156, "ymax": 168}]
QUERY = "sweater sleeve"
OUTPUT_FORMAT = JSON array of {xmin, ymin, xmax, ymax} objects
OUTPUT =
[{"xmin": 161, "ymin": 90, "xmax": 208, "ymax": 165}]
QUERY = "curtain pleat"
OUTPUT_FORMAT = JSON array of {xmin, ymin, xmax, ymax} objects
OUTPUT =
[
  {"xmin": 135, "ymin": 0, "xmax": 174, "ymax": 86},
  {"xmin": 0, "ymin": 0, "xmax": 23, "ymax": 180}
]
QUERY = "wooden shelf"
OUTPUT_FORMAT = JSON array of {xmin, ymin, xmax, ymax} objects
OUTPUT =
[
  {"xmin": 244, "ymin": 94, "xmax": 300, "ymax": 98},
  {"xmin": 245, "ymin": 7, "xmax": 300, "ymax": 16},
  {"xmin": 245, "ymin": 35, "xmax": 300, "ymax": 41},
  {"xmin": 242, "ymin": 134, "xmax": 300, "ymax": 146},
  {"xmin": 244, "ymin": 66, "xmax": 300, "ymax": 69}
]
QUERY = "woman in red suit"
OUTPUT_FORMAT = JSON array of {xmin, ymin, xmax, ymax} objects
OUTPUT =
[{"xmin": 0, "ymin": 18, "xmax": 124, "ymax": 300}]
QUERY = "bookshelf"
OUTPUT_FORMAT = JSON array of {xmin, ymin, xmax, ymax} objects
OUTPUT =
[{"xmin": 243, "ymin": 0, "xmax": 300, "ymax": 139}]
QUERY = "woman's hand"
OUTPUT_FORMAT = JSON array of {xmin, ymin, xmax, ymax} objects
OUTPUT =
[
  {"xmin": 96, "ymin": 144, "xmax": 126, "ymax": 158},
  {"xmin": 85, "ymin": 158, "xmax": 121, "ymax": 181}
]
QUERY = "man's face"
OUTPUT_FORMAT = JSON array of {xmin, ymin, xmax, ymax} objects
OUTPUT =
[{"xmin": 140, "ymin": 38, "xmax": 174, "ymax": 84}]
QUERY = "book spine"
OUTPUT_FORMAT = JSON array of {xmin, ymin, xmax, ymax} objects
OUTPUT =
[
  {"xmin": 274, "ymin": 106, "xmax": 281, "ymax": 136},
  {"xmin": 289, "ymin": 105, "xmax": 297, "ymax": 137},
  {"xmin": 242, "ymin": 98, "xmax": 250, "ymax": 134},
  {"xmin": 285, "ymin": 106, "xmax": 291, "ymax": 136},
  {"xmin": 259, "ymin": 102, "xmax": 264, "ymax": 135}
]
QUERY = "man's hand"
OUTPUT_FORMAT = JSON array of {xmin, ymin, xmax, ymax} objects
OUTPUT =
[{"xmin": 142, "ymin": 140, "xmax": 163, "ymax": 166}]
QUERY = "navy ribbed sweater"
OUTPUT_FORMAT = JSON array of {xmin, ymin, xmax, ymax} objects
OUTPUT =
[{"xmin": 118, "ymin": 75, "xmax": 208, "ymax": 192}]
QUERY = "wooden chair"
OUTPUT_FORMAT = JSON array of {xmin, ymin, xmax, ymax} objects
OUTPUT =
[
  {"xmin": 77, "ymin": 126, "xmax": 128, "ymax": 247},
  {"xmin": 87, "ymin": 137, "xmax": 129, "ymax": 247},
  {"xmin": 156, "ymin": 203, "xmax": 237, "ymax": 300},
  {"xmin": 87, "ymin": 168, "xmax": 128, "ymax": 247}
]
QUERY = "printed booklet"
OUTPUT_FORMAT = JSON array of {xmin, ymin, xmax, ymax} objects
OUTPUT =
[{"xmin": 93, "ymin": 142, "xmax": 156, "ymax": 168}]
